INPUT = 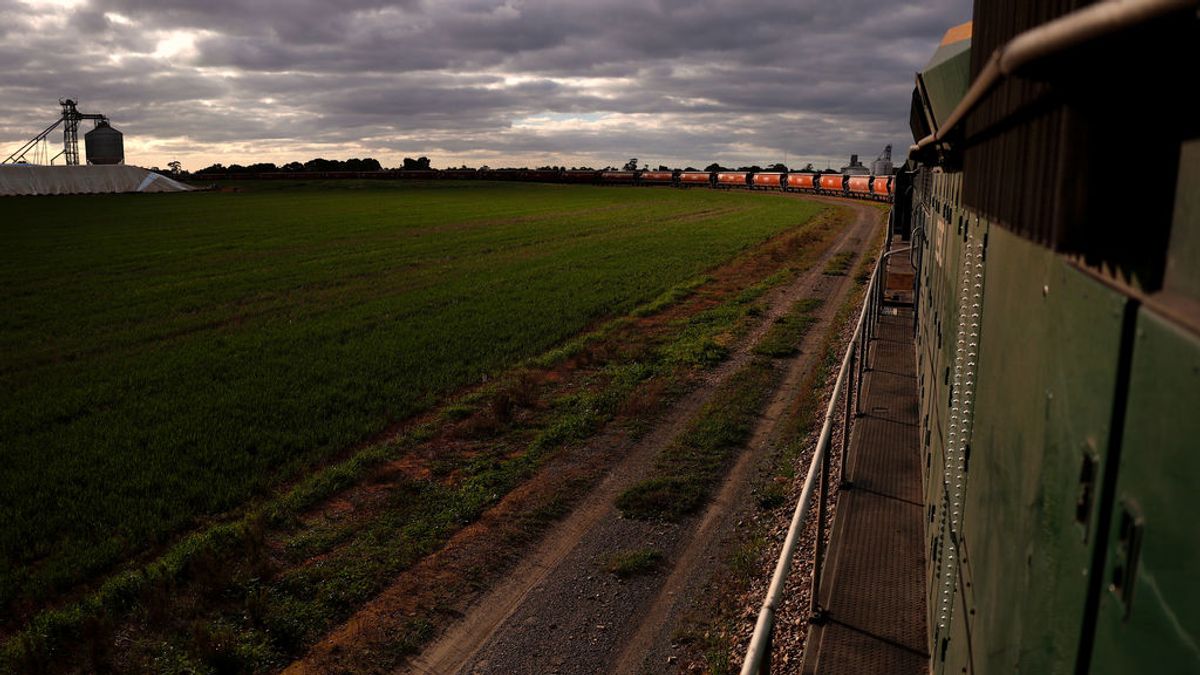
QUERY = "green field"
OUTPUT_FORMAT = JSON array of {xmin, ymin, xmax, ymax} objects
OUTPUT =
[{"xmin": 0, "ymin": 181, "xmax": 823, "ymax": 614}]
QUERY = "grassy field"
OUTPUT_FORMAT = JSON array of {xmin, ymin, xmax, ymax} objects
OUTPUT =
[{"xmin": 0, "ymin": 180, "xmax": 824, "ymax": 617}]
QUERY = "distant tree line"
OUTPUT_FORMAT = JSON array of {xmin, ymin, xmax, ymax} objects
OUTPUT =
[
  {"xmin": 190, "ymin": 156, "xmax": 435, "ymax": 176},
  {"xmin": 176, "ymin": 155, "xmax": 848, "ymax": 177}
]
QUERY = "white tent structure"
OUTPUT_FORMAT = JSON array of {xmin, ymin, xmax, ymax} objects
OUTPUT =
[{"xmin": 0, "ymin": 165, "xmax": 193, "ymax": 196}]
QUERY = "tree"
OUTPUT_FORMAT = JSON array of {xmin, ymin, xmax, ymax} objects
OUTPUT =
[
  {"xmin": 304, "ymin": 158, "xmax": 338, "ymax": 172},
  {"xmin": 704, "ymin": 162, "xmax": 725, "ymax": 172},
  {"xmin": 657, "ymin": 165, "xmax": 670, "ymax": 171},
  {"xmin": 167, "ymin": 160, "xmax": 182, "ymax": 176},
  {"xmin": 343, "ymin": 157, "xmax": 382, "ymax": 172},
  {"xmin": 768, "ymin": 163, "xmax": 787, "ymax": 172},
  {"xmin": 622, "ymin": 158, "xmax": 638, "ymax": 171},
  {"xmin": 403, "ymin": 156, "xmax": 432, "ymax": 170}
]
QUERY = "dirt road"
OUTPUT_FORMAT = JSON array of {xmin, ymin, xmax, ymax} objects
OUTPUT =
[{"xmin": 405, "ymin": 197, "xmax": 882, "ymax": 675}]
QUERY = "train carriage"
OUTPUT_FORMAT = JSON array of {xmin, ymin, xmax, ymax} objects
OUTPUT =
[
  {"xmin": 716, "ymin": 172, "xmax": 750, "ymax": 188},
  {"xmin": 871, "ymin": 174, "xmax": 892, "ymax": 201},
  {"xmin": 599, "ymin": 171, "xmax": 637, "ymax": 184},
  {"xmin": 785, "ymin": 173, "xmax": 817, "ymax": 192},
  {"xmin": 819, "ymin": 174, "xmax": 846, "ymax": 194},
  {"xmin": 678, "ymin": 171, "xmax": 714, "ymax": 188},
  {"xmin": 751, "ymin": 172, "xmax": 784, "ymax": 190},
  {"xmin": 640, "ymin": 171, "xmax": 675, "ymax": 186},
  {"xmin": 847, "ymin": 175, "xmax": 872, "ymax": 198},
  {"xmin": 562, "ymin": 170, "xmax": 600, "ymax": 184}
]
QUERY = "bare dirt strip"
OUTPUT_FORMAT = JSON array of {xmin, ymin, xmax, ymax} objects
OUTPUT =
[{"xmin": 287, "ymin": 197, "xmax": 882, "ymax": 675}]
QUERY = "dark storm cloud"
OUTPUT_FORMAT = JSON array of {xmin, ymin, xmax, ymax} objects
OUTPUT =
[{"xmin": 1, "ymin": 0, "xmax": 972, "ymax": 167}]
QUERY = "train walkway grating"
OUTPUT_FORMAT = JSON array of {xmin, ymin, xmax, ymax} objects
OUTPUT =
[{"xmin": 801, "ymin": 255, "xmax": 927, "ymax": 674}]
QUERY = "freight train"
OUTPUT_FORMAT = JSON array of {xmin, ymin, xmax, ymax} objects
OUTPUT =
[
  {"xmin": 192, "ymin": 167, "xmax": 896, "ymax": 202},
  {"xmin": 900, "ymin": 4, "xmax": 1199, "ymax": 675}
]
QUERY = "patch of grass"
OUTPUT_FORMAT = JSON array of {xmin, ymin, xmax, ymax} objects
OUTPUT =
[
  {"xmin": 633, "ymin": 276, "xmax": 711, "ymax": 318},
  {"xmin": 755, "ymin": 479, "xmax": 789, "ymax": 510},
  {"xmin": 441, "ymin": 403, "xmax": 476, "ymax": 421},
  {"xmin": 385, "ymin": 618, "xmax": 436, "ymax": 661},
  {"xmin": 2, "ymin": 193, "xmax": 864, "ymax": 667},
  {"xmin": 823, "ymin": 250, "xmax": 854, "ymax": 276},
  {"xmin": 0, "ymin": 181, "xmax": 825, "ymax": 617},
  {"xmin": 617, "ymin": 358, "xmax": 778, "ymax": 521},
  {"xmin": 0, "ymin": 206, "xmax": 845, "ymax": 673},
  {"xmin": 753, "ymin": 297, "xmax": 823, "ymax": 357},
  {"xmin": 603, "ymin": 548, "xmax": 665, "ymax": 578}
]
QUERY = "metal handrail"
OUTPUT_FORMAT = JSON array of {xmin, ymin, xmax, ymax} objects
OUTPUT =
[{"xmin": 740, "ymin": 240, "xmax": 911, "ymax": 675}]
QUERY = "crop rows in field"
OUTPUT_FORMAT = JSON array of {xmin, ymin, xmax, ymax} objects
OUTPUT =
[{"xmin": 0, "ymin": 181, "xmax": 823, "ymax": 613}]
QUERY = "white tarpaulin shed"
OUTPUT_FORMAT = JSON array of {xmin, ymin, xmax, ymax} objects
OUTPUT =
[{"xmin": 0, "ymin": 165, "xmax": 193, "ymax": 196}]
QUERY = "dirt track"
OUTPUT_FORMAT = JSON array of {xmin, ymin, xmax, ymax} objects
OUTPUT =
[{"xmin": 397, "ymin": 197, "xmax": 882, "ymax": 675}]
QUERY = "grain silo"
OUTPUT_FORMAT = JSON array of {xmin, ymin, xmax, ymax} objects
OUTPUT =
[
  {"xmin": 871, "ymin": 144, "xmax": 894, "ymax": 176},
  {"xmin": 84, "ymin": 120, "xmax": 124, "ymax": 165}
]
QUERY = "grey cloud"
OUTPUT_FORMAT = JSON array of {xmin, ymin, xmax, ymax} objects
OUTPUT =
[{"xmin": 1, "ymin": 0, "xmax": 972, "ymax": 168}]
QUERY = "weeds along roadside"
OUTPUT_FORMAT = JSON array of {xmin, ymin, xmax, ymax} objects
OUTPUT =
[
  {"xmin": 674, "ymin": 218, "xmax": 886, "ymax": 674},
  {"xmin": 610, "ymin": 208, "xmax": 884, "ymax": 525},
  {"xmin": 613, "ymin": 295, "xmax": 826, "ymax": 523},
  {"xmin": 1, "ymin": 207, "xmax": 851, "ymax": 673}
]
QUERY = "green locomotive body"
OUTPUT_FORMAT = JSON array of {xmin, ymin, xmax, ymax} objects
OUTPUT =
[{"xmin": 907, "ymin": 6, "xmax": 1199, "ymax": 673}]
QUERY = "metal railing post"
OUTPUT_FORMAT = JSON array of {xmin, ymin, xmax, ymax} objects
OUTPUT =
[
  {"xmin": 811, "ymin": 419, "xmax": 830, "ymax": 619},
  {"xmin": 856, "ymin": 273, "xmax": 869, "ymax": 417},
  {"xmin": 873, "ymin": 258, "xmax": 883, "ymax": 336},
  {"xmin": 758, "ymin": 626, "xmax": 772, "ymax": 675},
  {"xmin": 841, "ymin": 346, "xmax": 855, "ymax": 470},
  {"xmin": 866, "ymin": 263, "xmax": 875, "ymax": 338}
]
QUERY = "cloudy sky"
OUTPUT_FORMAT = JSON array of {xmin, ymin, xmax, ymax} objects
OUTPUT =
[{"xmin": 1, "ymin": 0, "xmax": 970, "ymax": 171}]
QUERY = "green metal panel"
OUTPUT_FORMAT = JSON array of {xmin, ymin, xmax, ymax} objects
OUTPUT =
[
  {"xmin": 1091, "ymin": 308, "xmax": 1200, "ymax": 674},
  {"xmin": 956, "ymin": 226, "xmax": 1127, "ymax": 674},
  {"xmin": 921, "ymin": 172, "xmax": 996, "ymax": 664},
  {"xmin": 920, "ymin": 40, "xmax": 972, "ymax": 132}
]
